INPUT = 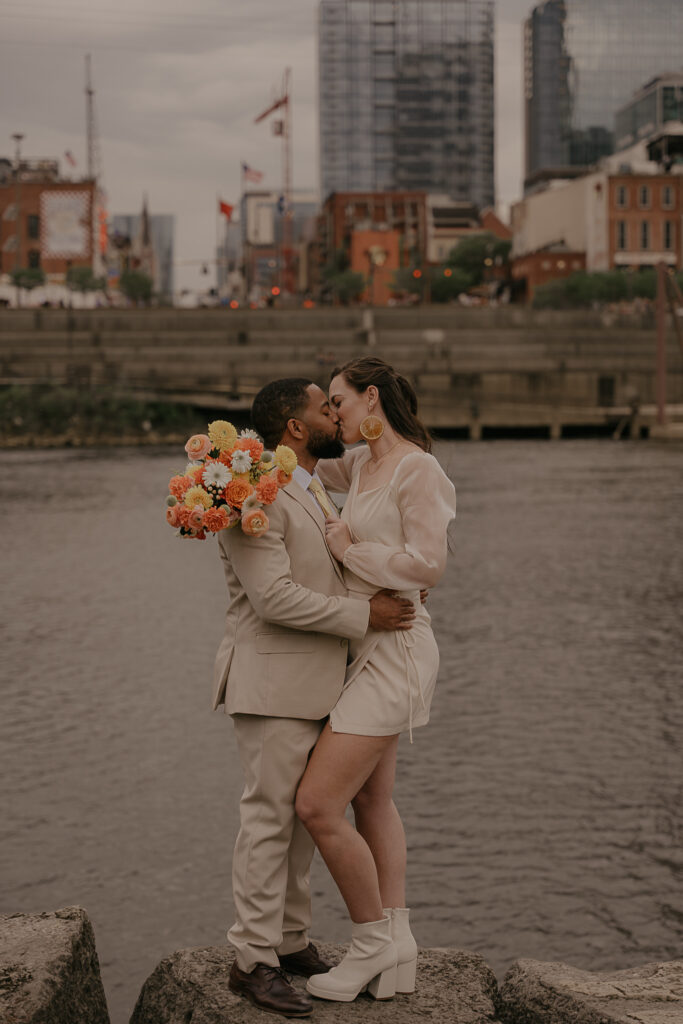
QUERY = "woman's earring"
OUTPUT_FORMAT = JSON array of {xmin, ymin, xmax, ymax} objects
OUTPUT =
[{"xmin": 359, "ymin": 414, "xmax": 384, "ymax": 440}]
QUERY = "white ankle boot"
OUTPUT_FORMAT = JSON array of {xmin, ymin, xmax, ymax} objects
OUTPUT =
[
  {"xmin": 306, "ymin": 915, "xmax": 397, "ymax": 1002},
  {"xmin": 384, "ymin": 907, "xmax": 418, "ymax": 993}
]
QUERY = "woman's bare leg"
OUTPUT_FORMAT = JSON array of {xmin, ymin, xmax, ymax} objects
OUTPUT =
[
  {"xmin": 295, "ymin": 723, "xmax": 398, "ymax": 923},
  {"xmin": 351, "ymin": 737, "xmax": 406, "ymax": 909}
]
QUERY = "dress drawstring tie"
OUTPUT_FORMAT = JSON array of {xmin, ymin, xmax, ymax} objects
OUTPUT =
[{"xmin": 401, "ymin": 628, "xmax": 426, "ymax": 744}]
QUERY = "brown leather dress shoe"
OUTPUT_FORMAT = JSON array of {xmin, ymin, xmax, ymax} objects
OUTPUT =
[
  {"xmin": 228, "ymin": 961, "xmax": 313, "ymax": 1017},
  {"xmin": 279, "ymin": 941, "xmax": 333, "ymax": 977}
]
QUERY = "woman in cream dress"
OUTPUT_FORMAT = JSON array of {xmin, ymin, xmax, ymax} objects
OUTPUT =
[{"xmin": 295, "ymin": 357, "xmax": 455, "ymax": 1004}]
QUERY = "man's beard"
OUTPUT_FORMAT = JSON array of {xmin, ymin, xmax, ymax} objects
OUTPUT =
[{"xmin": 306, "ymin": 428, "xmax": 345, "ymax": 460}]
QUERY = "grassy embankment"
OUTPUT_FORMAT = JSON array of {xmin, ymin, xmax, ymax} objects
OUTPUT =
[{"xmin": 0, "ymin": 384, "xmax": 212, "ymax": 448}]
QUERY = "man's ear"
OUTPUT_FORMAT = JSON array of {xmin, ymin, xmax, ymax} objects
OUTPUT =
[{"xmin": 285, "ymin": 417, "xmax": 306, "ymax": 441}]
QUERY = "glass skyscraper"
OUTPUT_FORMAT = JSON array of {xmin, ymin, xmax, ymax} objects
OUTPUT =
[
  {"xmin": 525, "ymin": 0, "xmax": 683, "ymax": 185},
  {"xmin": 319, "ymin": 0, "xmax": 495, "ymax": 208}
]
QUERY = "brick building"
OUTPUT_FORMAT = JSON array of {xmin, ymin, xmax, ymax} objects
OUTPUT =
[
  {"xmin": 316, "ymin": 190, "xmax": 511, "ymax": 303},
  {"xmin": 0, "ymin": 158, "xmax": 96, "ymax": 280},
  {"xmin": 511, "ymin": 167, "xmax": 682, "ymax": 301}
]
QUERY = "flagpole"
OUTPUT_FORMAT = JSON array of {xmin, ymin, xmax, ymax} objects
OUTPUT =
[{"xmin": 216, "ymin": 192, "xmax": 220, "ymax": 298}]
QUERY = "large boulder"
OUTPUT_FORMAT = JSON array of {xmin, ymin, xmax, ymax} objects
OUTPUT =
[
  {"xmin": 499, "ymin": 958, "xmax": 683, "ymax": 1024},
  {"xmin": 130, "ymin": 943, "xmax": 501, "ymax": 1023},
  {"xmin": 0, "ymin": 906, "xmax": 110, "ymax": 1024}
]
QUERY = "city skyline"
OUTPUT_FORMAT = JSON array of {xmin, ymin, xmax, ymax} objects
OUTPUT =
[
  {"xmin": 319, "ymin": 0, "xmax": 494, "ymax": 208},
  {"xmin": 2, "ymin": 0, "xmax": 540, "ymax": 292}
]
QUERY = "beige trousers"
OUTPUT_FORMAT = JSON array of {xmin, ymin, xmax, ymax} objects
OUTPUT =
[{"xmin": 228, "ymin": 713, "xmax": 325, "ymax": 972}]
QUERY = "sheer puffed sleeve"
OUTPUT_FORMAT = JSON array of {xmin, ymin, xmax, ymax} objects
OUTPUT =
[
  {"xmin": 341, "ymin": 453, "xmax": 456, "ymax": 590},
  {"xmin": 316, "ymin": 446, "xmax": 369, "ymax": 494}
]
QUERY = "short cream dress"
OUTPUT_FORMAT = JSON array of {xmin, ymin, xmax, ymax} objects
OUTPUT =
[{"xmin": 317, "ymin": 448, "xmax": 456, "ymax": 739}]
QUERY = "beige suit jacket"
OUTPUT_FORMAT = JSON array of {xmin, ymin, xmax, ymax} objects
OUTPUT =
[{"xmin": 212, "ymin": 479, "xmax": 370, "ymax": 719}]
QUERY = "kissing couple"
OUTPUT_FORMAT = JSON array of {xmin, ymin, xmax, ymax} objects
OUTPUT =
[{"xmin": 212, "ymin": 356, "xmax": 456, "ymax": 1016}]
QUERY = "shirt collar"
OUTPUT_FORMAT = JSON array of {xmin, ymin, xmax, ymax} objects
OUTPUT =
[{"xmin": 292, "ymin": 464, "xmax": 322, "ymax": 491}]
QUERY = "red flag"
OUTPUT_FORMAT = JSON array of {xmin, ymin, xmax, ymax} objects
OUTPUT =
[{"xmin": 219, "ymin": 200, "xmax": 233, "ymax": 220}]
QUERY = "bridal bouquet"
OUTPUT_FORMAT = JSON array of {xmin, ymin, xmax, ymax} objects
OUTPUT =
[{"xmin": 165, "ymin": 420, "xmax": 297, "ymax": 540}]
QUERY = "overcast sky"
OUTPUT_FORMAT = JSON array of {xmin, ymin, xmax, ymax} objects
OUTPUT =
[{"xmin": 0, "ymin": 0, "xmax": 533, "ymax": 292}]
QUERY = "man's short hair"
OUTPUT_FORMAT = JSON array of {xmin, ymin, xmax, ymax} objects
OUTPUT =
[{"xmin": 251, "ymin": 378, "xmax": 314, "ymax": 450}]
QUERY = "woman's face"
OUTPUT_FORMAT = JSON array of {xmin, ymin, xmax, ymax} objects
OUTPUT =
[{"xmin": 329, "ymin": 374, "xmax": 370, "ymax": 444}]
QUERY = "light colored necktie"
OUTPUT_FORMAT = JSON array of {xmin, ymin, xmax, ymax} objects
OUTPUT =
[{"xmin": 308, "ymin": 478, "xmax": 337, "ymax": 519}]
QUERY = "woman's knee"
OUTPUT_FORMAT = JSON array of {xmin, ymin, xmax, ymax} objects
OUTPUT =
[{"xmin": 295, "ymin": 783, "xmax": 328, "ymax": 832}]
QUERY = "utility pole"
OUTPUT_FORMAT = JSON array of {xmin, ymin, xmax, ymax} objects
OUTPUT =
[
  {"xmin": 254, "ymin": 69, "xmax": 292, "ymax": 294},
  {"xmin": 656, "ymin": 262, "xmax": 668, "ymax": 427},
  {"xmin": 85, "ymin": 54, "xmax": 105, "ymax": 278},
  {"xmin": 11, "ymin": 133, "xmax": 24, "ymax": 270}
]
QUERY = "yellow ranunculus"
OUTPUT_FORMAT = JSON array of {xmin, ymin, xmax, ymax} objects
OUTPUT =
[
  {"xmin": 208, "ymin": 419, "xmax": 238, "ymax": 452},
  {"xmin": 274, "ymin": 444, "xmax": 297, "ymax": 476},
  {"xmin": 183, "ymin": 485, "xmax": 213, "ymax": 510}
]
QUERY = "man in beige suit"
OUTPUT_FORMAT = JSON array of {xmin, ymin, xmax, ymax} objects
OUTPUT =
[{"xmin": 213, "ymin": 378, "xmax": 414, "ymax": 1017}]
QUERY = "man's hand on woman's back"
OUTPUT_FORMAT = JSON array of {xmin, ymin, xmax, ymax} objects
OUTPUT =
[{"xmin": 368, "ymin": 590, "xmax": 416, "ymax": 631}]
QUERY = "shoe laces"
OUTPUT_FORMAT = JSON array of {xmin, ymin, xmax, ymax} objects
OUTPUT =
[{"xmin": 260, "ymin": 965, "xmax": 294, "ymax": 987}]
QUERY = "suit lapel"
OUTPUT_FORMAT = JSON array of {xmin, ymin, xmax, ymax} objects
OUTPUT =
[{"xmin": 283, "ymin": 481, "xmax": 346, "ymax": 584}]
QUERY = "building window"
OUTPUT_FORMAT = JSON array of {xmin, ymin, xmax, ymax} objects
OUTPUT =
[
  {"xmin": 640, "ymin": 220, "xmax": 650, "ymax": 250},
  {"xmin": 616, "ymin": 185, "xmax": 628, "ymax": 209},
  {"xmin": 662, "ymin": 185, "xmax": 674, "ymax": 210},
  {"xmin": 616, "ymin": 221, "xmax": 628, "ymax": 250},
  {"xmin": 664, "ymin": 220, "xmax": 675, "ymax": 251},
  {"xmin": 28, "ymin": 249, "xmax": 41, "ymax": 268},
  {"xmin": 638, "ymin": 185, "xmax": 651, "ymax": 209},
  {"xmin": 27, "ymin": 214, "xmax": 40, "ymax": 239}
]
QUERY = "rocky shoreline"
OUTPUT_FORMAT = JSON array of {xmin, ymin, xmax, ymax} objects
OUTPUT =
[{"xmin": 2, "ymin": 907, "xmax": 682, "ymax": 1024}]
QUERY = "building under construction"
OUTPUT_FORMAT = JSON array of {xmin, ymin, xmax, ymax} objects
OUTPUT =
[{"xmin": 319, "ymin": 0, "xmax": 495, "ymax": 208}]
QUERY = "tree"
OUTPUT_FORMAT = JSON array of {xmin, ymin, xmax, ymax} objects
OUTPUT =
[
  {"xmin": 66, "ymin": 265, "xmax": 106, "ymax": 294},
  {"xmin": 430, "ymin": 267, "xmax": 473, "ymax": 303},
  {"xmin": 119, "ymin": 269, "xmax": 153, "ymax": 305},
  {"xmin": 322, "ymin": 248, "xmax": 365, "ymax": 304},
  {"xmin": 10, "ymin": 267, "xmax": 46, "ymax": 292},
  {"xmin": 447, "ymin": 232, "xmax": 511, "ymax": 287},
  {"xmin": 325, "ymin": 269, "xmax": 366, "ymax": 305}
]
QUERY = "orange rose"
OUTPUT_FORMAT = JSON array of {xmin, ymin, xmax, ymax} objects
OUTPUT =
[
  {"xmin": 241, "ymin": 508, "xmax": 270, "ymax": 537},
  {"xmin": 184, "ymin": 434, "xmax": 212, "ymax": 460},
  {"xmin": 234, "ymin": 437, "xmax": 264, "ymax": 463},
  {"xmin": 218, "ymin": 450, "xmax": 235, "ymax": 468},
  {"xmin": 166, "ymin": 505, "xmax": 180, "ymax": 527},
  {"xmin": 225, "ymin": 478, "xmax": 253, "ymax": 508},
  {"xmin": 188, "ymin": 506, "xmax": 205, "ymax": 530},
  {"xmin": 255, "ymin": 474, "xmax": 280, "ymax": 505},
  {"xmin": 203, "ymin": 506, "xmax": 230, "ymax": 532},
  {"xmin": 277, "ymin": 469, "xmax": 293, "ymax": 486},
  {"xmin": 169, "ymin": 474, "xmax": 192, "ymax": 500}
]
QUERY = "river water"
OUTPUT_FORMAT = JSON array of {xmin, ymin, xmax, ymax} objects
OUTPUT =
[{"xmin": 1, "ymin": 440, "xmax": 682, "ymax": 1023}]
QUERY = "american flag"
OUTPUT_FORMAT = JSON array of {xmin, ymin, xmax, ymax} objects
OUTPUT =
[{"xmin": 242, "ymin": 162, "xmax": 264, "ymax": 184}]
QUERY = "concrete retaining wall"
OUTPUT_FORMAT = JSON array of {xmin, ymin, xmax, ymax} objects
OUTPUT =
[{"xmin": 1, "ymin": 308, "xmax": 682, "ymax": 435}]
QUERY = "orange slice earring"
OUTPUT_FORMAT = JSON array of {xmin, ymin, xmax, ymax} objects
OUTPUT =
[{"xmin": 359, "ymin": 414, "xmax": 384, "ymax": 440}]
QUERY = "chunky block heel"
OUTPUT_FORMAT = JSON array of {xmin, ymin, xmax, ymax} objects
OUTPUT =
[
  {"xmin": 305, "ymin": 916, "xmax": 397, "ymax": 1003},
  {"xmin": 367, "ymin": 963, "xmax": 397, "ymax": 1000},
  {"xmin": 396, "ymin": 955, "xmax": 417, "ymax": 994}
]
